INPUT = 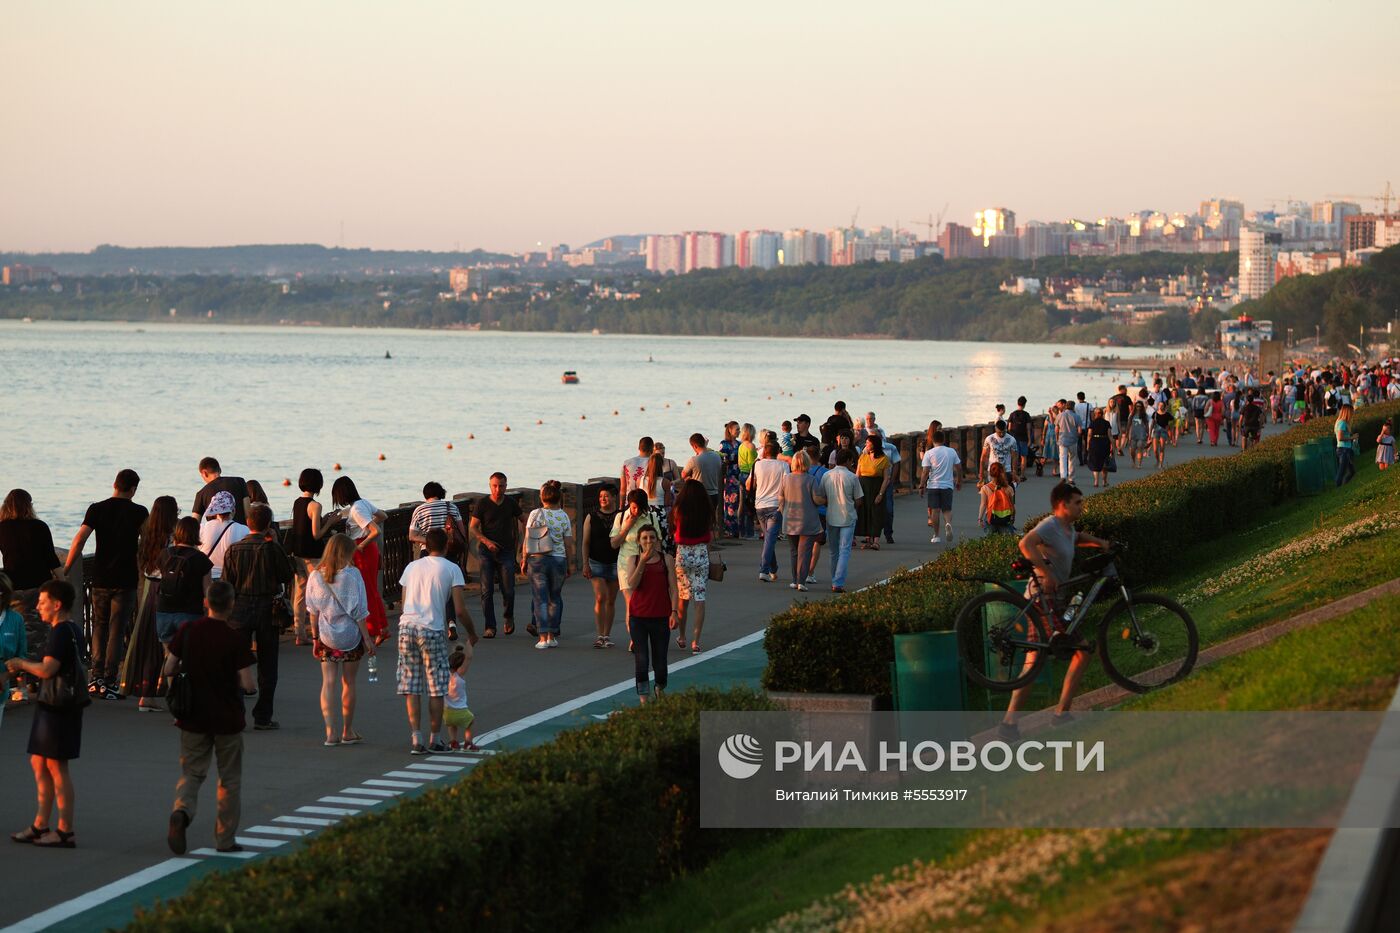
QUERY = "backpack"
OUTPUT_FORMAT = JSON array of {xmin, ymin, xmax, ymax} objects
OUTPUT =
[{"xmin": 159, "ymin": 548, "xmax": 202, "ymax": 601}]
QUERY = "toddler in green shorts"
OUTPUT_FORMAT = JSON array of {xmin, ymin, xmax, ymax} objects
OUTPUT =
[{"xmin": 444, "ymin": 647, "xmax": 478, "ymax": 752}]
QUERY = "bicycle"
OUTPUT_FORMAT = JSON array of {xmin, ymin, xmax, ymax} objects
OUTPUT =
[{"xmin": 953, "ymin": 544, "xmax": 1198, "ymax": 694}]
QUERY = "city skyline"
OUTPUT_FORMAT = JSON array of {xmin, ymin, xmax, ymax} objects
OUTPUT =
[{"xmin": 2, "ymin": 1, "xmax": 1397, "ymax": 253}]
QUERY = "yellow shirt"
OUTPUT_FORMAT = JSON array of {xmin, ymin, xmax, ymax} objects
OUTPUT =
[{"xmin": 857, "ymin": 454, "xmax": 889, "ymax": 478}]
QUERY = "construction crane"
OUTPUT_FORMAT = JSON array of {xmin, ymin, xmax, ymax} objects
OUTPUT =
[
  {"xmin": 908, "ymin": 202, "xmax": 950, "ymax": 243},
  {"xmin": 1325, "ymin": 181, "xmax": 1395, "ymax": 215}
]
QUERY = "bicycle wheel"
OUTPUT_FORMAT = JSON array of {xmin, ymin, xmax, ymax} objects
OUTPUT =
[
  {"xmin": 953, "ymin": 590, "xmax": 1051, "ymax": 691},
  {"xmin": 1097, "ymin": 593, "xmax": 1198, "ymax": 693}
]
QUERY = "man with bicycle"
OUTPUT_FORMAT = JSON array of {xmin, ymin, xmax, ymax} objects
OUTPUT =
[{"xmin": 999, "ymin": 480, "xmax": 1113, "ymax": 740}]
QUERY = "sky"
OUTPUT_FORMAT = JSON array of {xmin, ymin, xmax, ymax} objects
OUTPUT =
[{"xmin": 3, "ymin": 0, "xmax": 1397, "ymax": 253}]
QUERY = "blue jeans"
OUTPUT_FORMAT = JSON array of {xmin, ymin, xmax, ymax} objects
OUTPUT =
[
  {"xmin": 756, "ymin": 507, "xmax": 781, "ymax": 574},
  {"xmin": 477, "ymin": 546, "xmax": 517, "ymax": 632},
  {"xmin": 827, "ymin": 524, "xmax": 855, "ymax": 588},
  {"xmin": 527, "ymin": 554, "xmax": 567, "ymax": 635},
  {"xmin": 155, "ymin": 611, "xmax": 201, "ymax": 645},
  {"xmin": 1336, "ymin": 447, "xmax": 1356, "ymax": 486}
]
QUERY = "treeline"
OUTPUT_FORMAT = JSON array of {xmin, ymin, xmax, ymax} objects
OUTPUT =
[
  {"xmin": 1232, "ymin": 245, "xmax": 1400, "ymax": 351},
  {"xmin": 0, "ymin": 243, "xmax": 512, "ymax": 276}
]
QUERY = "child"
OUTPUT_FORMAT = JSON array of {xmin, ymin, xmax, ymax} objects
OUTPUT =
[
  {"xmin": 444, "ymin": 647, "xmax": 479, "ymax": 752},
  {"xmin": 1378, "ymin": 420, "xmax": 1395, "ymax": 471},
  {"xmin": 778, "ymin": 421, "xmax": 796, "ymax": 457}
]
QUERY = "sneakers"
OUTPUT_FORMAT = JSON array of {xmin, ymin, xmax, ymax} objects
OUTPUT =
[
  {"xmin": 101, "ymin": 685, "xmax": 124, "ymax": 701},
  {"xmin": 788, "ymin": 582, "xmax": 798, "ymax": 590},
  {"xmin": 410, "ymin": 743, "xmax": 429, "ymax": 755},
  {"xmin": 805, "ymin": 575, "xmax": 818, "ymax": 584},
  {"xmin": 167, "ymin": 810, "xmax": 190, "ymax": 855},
  {"xmin": 945, "ymin": 522, "xmax": 954, "ymax": 543},
  {"xmin": 547, "ymin": 635, "xmax": 559, "ymax": 648},
  {"xmin": 602, "ymin": 636, "xmax": 614, "ymax": 648},
  {"xmin": 758, "ymin": 572, "xmax": 775, "ymax": 583},
  {"xmin": 87, "ymin": 678, "xmax": 102, "ymax": 696},
  {"xmin": 592, "ymin": 636, "xmax": 606, "ymax": 649},
  {"xmin": 930, "ymin": 535, "xmax": 942, "ymax": 544},
  {"xmin": 795, "ymin": 584, "xmax": 808, "ymax": 592},
  {"xmin": 427, "ymin": 741, "xmax": 450, "ymax": 754},
  {"xmin": 534, "ymin": 640, "xmax": 550, "ymax": 650}
]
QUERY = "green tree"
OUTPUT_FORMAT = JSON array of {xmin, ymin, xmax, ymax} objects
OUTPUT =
[{"xmin": 1322, "ymin": 292, "xmax": 1374, "ymax": 354}]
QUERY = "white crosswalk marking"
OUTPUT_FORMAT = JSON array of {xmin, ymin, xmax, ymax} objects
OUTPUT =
[
  {"xmin": 319, "ymin": 796, "xmax": 382, "ymax": 807},
  {"xmin": 296, "ymin": 805, "xmax": 360, "ymax": 817},
  {"xmin": 190, "ymin": 848, "xmax": 257, "ymax": 860},
  {"xmin": 242, "ymin": 825, "xmax": 311, "ymax": 837},
  {"xmin": 274, "ymin": 815, "xmax": 338, "ymax": 827},
  {"xmin": 233, "ymin": 836, "xmax": 286, "ymax": 849}
]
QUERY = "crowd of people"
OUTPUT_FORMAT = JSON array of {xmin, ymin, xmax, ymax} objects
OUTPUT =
[{"xmin": 1, "ymin": 357, "xmax": 1394, "ymax": 852}]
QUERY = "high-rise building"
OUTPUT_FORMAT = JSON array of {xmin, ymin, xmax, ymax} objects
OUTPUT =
[
  {"xmin": 780, "ymin": 229, "xmax": 827, "ymax": 266},
  {"xmin": 939, "ymin": 222, "xmax": 976, "ymax": 259},
  {"xmin": 1311, "ymin": 200, "xmax": 1361, "ymax": 227},
  {"xmin": 973, "ymin": 208, "xmax": 1015, "ymax": 247},
  {"xmin": 1199, "ymin": 198, "xmax": 1244, "ymax": 239},
  {"xmin": 746, "ymin": 231, "xmax": 780, "ymax": 269},
  {"xmin": 684, "ymin": 232, "xmax": 726, "ymax": 271},
  {"xmin": 1238, "ymin": 227, "xmax": 1282, "ymax": 299},
  {"xmin": 645, "ymin": 234, "xmax": 686, "ymax": 275}
]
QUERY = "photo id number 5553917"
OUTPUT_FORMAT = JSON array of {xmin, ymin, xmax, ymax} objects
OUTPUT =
[{"xmin": 903, "ymin": 789, "xmax": 969, "ymax": 802}]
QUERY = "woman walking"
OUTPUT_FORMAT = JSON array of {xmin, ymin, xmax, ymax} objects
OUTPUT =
[
  {"xmin": 979, "ymin": 462, "xmax": 1016, "ymax": 534},
  {"xmin": 778, "ymin": 450, "xmax": 822, "ymax": 591},
  {"xmin": 1152, "ymin": 402, "xmax": 1172, "ymax": 468},
  {"xmin": 120, "ymin": 495, "xmax": 178, "ymax": 710},
  {"xmin": 1206, "ymin": 391, "xmax": 1225, "ymax": 446},
  {"xmin": 855, "ymin": 434, "xmax": 891, "ymax": 550},
  {"xmin": 1088, "ymin": 408, "xmax": 1113, "ymax": 487},
  {"xmin": 304, "ymin": 534, "xmax": 375, "ymax": 747},
  {"xmin": 1335, "ymin": 404, "xmax": 1357, "ymax": 486},
  {"xmin": 289, "ymin": 469, "xmax": 341, "ymax": 647},
  {"xmin": 719, "ymin": 421, "xmax": 743, "ymax": 538},
  {"xmin": 639, "ymin": 452, "xmax": 673, "ymax": 553},
  {"xmin": 331, "ymin": 477, "xmax": 388, "ymax": 645},
  {"xmin": 1128, "ymin": 401, "xmax": 1149, "ymax": 468},
  {"xmin": 0, "ymin": 489, "xmax": 61, "ymax": 663},
  {"xmin": 624, "ymin": 526, "xmax": 678, "ymax": 703},
  {"xmin": 7, "ymin": 580, "xmax": 84, "ymax": 849},
  {"xmin": 522, "ymin": 481, "xmax": 574, "ymax": 649},
  {"xmin": 670, "ymin": 479, "xmax": 712, "ymax": 652},
  {"xmin": 581, "ymin": 484, "xmax": 621, "ymax": 649}
]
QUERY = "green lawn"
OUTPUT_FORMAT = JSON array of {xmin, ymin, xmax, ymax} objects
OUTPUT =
[{"xmin": 599, "ymin": 458, "xmax": 1400, "ymax": 933}]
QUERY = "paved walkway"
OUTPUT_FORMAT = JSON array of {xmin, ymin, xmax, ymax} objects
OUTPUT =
[{"xmin": 0, "ymin": 428, "xmax": 1286, "ymax": 929}]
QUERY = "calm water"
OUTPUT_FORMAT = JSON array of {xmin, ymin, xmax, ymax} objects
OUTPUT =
[{"xmin": 0, "ymin": 321, "xmax": 1130, "ymax": 538}]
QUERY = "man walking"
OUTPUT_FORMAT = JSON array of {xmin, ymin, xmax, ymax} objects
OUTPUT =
[
  {"xmin": 919, "ymin": 431, "xmax": 961, "ymax": 544},
  {"xmin": 1007, "ymin": 397, "xmax": 1032, "ymax": 482},
  {"xmin": 470, "ymin": 473, "xmax": 524, "ymax": 638},
  {"xmin": 221, "ymin": 503, "xmax": 293, "ymax": 731},
  {"xmin": 749, "ymin": 440, "xmax": 789, "ymax": 582},
  {"xmin": 397, "ymin": 529, "xmax": 478, "ymax": 755},
  {"xmin": 1054, "ymin": 400, "xmax": 1079, "ymax": 483},
  {"xmin": 815, "ymin": 448, "xmax": 862, "ymax": 593},
  {"xmin": 1073, "ymin": 392, "xmax": 1093, "ymax": 465},
  {"xmin": 165, "ymin": 581, "xmax": 256, "ymax": 855},
  {"xmin": 62, "ymin": 468, "xmax": 147, "ymax": 700},
  {"xmin": 408, "ymin": 482, "xmax": 466, "ymax": 560}
]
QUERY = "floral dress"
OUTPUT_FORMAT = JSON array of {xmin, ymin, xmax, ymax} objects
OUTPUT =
[{"xmin": 720, "ymin": 438, "xmax": 742, "ymax": 537}]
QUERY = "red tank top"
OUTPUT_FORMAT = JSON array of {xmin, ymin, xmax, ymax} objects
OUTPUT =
[{"xmin": 628, "ymin": 558, "xmax": 671, "ymax": 618}]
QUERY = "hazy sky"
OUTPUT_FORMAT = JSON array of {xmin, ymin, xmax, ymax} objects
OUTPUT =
[{"xmin": 3, "ymin": 1, "xmax": 1397, "ymax": 253}]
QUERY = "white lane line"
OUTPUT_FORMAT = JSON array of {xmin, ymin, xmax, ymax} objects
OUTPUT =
[
  {"xmin": 473, "ymin": 627, "xmax": 769, "ymax": 748},
  {"xmin": 190, "ymin": 848, "xmax": 258, "ymax": 860},
  {"xmin": 364, "ymin": 778, "xmax": 424, "ymax": 789},
  {"xmin": 0, "ymin": 858, "xmax": 199, "ymax": 933},
  {"xmin": 384, "ymin": 770, "xmax": 439, "ymax": 781},
  {"xmin": 405, "ymin": 762, "xmax": 466, "ymax": 771},
  {"xmin": 341, "ymin": 787, "xmax": 400, "ymax": 797},
  {"xmin": 319, "ymin": 795, "xmax": 382, "ymax": 807},
  {"xmin": 296, "ymin": 805, "xmax": 360, "ymax": 817},
  {"xmin": 274, "ymin": 815, "xmax": 338, "ymax": 827},
  {"xmin": 233, "ymin": 836, "xmax": 287, "ymax": 849},
  {"xmin": 243, "ymin": 825, "xmax": 311, "ymax": 837}
]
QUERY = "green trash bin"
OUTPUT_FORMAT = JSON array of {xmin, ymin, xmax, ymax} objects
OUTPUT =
[
  {"xmin": 1294, "ymin": 443, "xmax": 1322, "ymax": 496},
  {"xmin": 981, "ymin": 582, "xmax": 1061, "ymax": 709},
  {"xmin": 892, "ymin": 631, "xmax": 967, "ymax": 711},
  {"xmin": 1314, "ymin": 435, "xmax": 1337, "ymax": 485}
]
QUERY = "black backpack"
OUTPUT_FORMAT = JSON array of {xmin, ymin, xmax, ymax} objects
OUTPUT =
[{"xmin": 158, "ymin": 548, "xmax": 202, "ymax": 601}]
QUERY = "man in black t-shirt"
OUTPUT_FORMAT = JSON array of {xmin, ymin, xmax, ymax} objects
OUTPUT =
[
  {"xmin": 1007, "ymin": 396, "xmax": 1033, "ymax": 482},
  {"xmin": 191, "ymin": 457, "xmax": 249, "ymax": 526},
  {"xmin": 469, "ymin": 472, "xmax": 525, "ymax": 637},
  {"xmin": 61, "ymin": 469, "xmax": 147, "ymax": 699}
]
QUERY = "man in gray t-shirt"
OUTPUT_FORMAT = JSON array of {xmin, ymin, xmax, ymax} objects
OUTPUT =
[
  {"xmin": 683, "ymin": 433, "xmax": 723, "ymax": 498},
  {"xmin": 1001, "ymin": 481, "xmax": 1113, "ymax": 738}
]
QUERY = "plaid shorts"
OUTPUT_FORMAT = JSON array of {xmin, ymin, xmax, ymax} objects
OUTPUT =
[{"xmin": 396, "ymin": 626, "xmax": 451, "ymax": 697}]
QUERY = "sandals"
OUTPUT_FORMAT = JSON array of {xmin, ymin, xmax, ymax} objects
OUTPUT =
[
  {"xmin": 503, "ymin": 621, "xmax": 515, "ymax": 636},
  {"xmin": 11, "ymin": 824, "xmax": 48, "ymax": 844},
  {"xmin": 525, "ymin": 623, "xmax": 538, "ymax": 638},
  {"xmin": 341, "ymin": 733, "xmax": 363, "ymax": 745},
  {"xmin": 691, "ymin": 642, "xmax": 702, "ymax": 654},
  {"xmin": 676, "ymin": 635, "xmax": 686, "ymax": 649},
  {"xmin": 33, "ymin": 829, "xmax": 75, "ymax": 848},
  {"xmin": 483, "ymin": 628, "xmax": 496, "ymax": 639},
  {"xmin": 323, "ymin": 739, "xmax": 342, "ymax": 747}
]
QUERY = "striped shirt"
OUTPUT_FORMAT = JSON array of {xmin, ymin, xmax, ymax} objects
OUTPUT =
[{"xmin": 409, "ymin": 499, "xmax": 463, "ymax": 545}]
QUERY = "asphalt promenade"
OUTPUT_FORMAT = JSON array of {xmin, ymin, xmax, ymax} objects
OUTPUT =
[{"xmin": 0, "ymin": 426, "xmax": 1286, "ymax": 929}]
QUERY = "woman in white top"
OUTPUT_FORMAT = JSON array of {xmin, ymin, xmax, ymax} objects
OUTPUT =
[
  {"xmin": 519, "ymin": 480, "xmax": 575, "ymax": 650},
  {"xmin": 331, "ymin": 476, "xmax": 388, "ymax": 645},
  {"xmin": 305, "ymin": 534, "xmax": 375, "ymax": 747},
  {"xmin": 639, "ymin": 451, "xmax": 673, "ymax": 553}
]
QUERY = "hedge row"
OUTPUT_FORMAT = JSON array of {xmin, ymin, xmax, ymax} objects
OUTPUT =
[
  {"xmin": 762, "ymin": 401, "xmax": 1400, "ymax": 696},
  {"xmin": 126, "ymin": 687, "xmax": 775, "ymax": 932}
]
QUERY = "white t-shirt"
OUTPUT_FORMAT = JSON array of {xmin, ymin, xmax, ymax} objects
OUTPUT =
[
  {"xmin": 921, "ymin": 446, "xmax": 962, "ymax": 490},
  {"xmin": 199, "ymin": 519, "xmax": 250, "ymax": 579},
  {"xmin": 343, "ymin": 499, "xmax": 378, "ymax": 541},
  {"xmin": 751, "ymin": 458, "xmax": 791, "ymax": 510},
  {"xmin": 305, "ymin": 567, "xmax": 368, "ymax": 650},
  {"xmin": 983, "ymin": 433, "xmax": 1018, "ymax": 473},
  {"xmin": 620, "ymin": 456, "xmax": 650, "ymax": 497},
  {"xmin": 819, "ymin": 467, "xmax": 863, "ymax": 528},
  {"xmin": 446, "ymin": 672, "xmax": 469, "ymax": 710},
  {"xmin": 398, "ymin": 555, "xmax": 466, "ymax": 632}
]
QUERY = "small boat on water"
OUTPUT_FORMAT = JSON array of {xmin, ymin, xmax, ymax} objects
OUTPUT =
[{"xmin": 561, "ymin": 370, "xmax": 580, "ymax": 384}]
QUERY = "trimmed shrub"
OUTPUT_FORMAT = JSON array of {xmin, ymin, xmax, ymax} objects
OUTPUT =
[
  {"xmin": 763, "ymin": 402, "xmax": 1400, "ymax": 697},
  {"xmin": 125, "ymin": 687, "xmax": 775, "ymax": 932}
]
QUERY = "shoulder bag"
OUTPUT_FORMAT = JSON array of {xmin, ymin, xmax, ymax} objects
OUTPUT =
[
  {"xmin": 524, "ymin": 511, "xmax": 555, "ymax": 555},
  {"xmin": 165, "ymin": 658, "xmax": 194, "ymax": 720},
  {"xmin": 708, "ymin": 548, "xmax": 727, "ymax": 582},
  {"xmin": 37, "ymin": 621, "xmax": 92, "ymax": 710}
]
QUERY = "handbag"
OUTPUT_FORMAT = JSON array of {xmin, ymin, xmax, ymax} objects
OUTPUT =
[
  {"xmin": 1105, "ymin": 453, "xmax": 1118, "ymax": 473},
  {"xmin": 707, "ymin": 547, "xmax": 727, "ymax": 582},
  {"xmin": 442, "ymin": 516, "xmax": 465, "ymax": 561},
  {"xmin": 165, "ymin": 661, "xmax": 194, "ymax": 721},
  {"xmin": 271, "ymin": 591, "xmax": 294, "ymax": 631},
  {"xmin": 36, "ymin": 621, "xmax": 92, "ymax": 710}
]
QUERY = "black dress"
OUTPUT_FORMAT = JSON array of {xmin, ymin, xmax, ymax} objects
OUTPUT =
[
  {"xmin": 28, "ymin": 621, "xmax": 85, "ymax": 760},
  {"xmin": 1087, "ymin": 417, "xmax": 1112, "ymax": 472}
]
